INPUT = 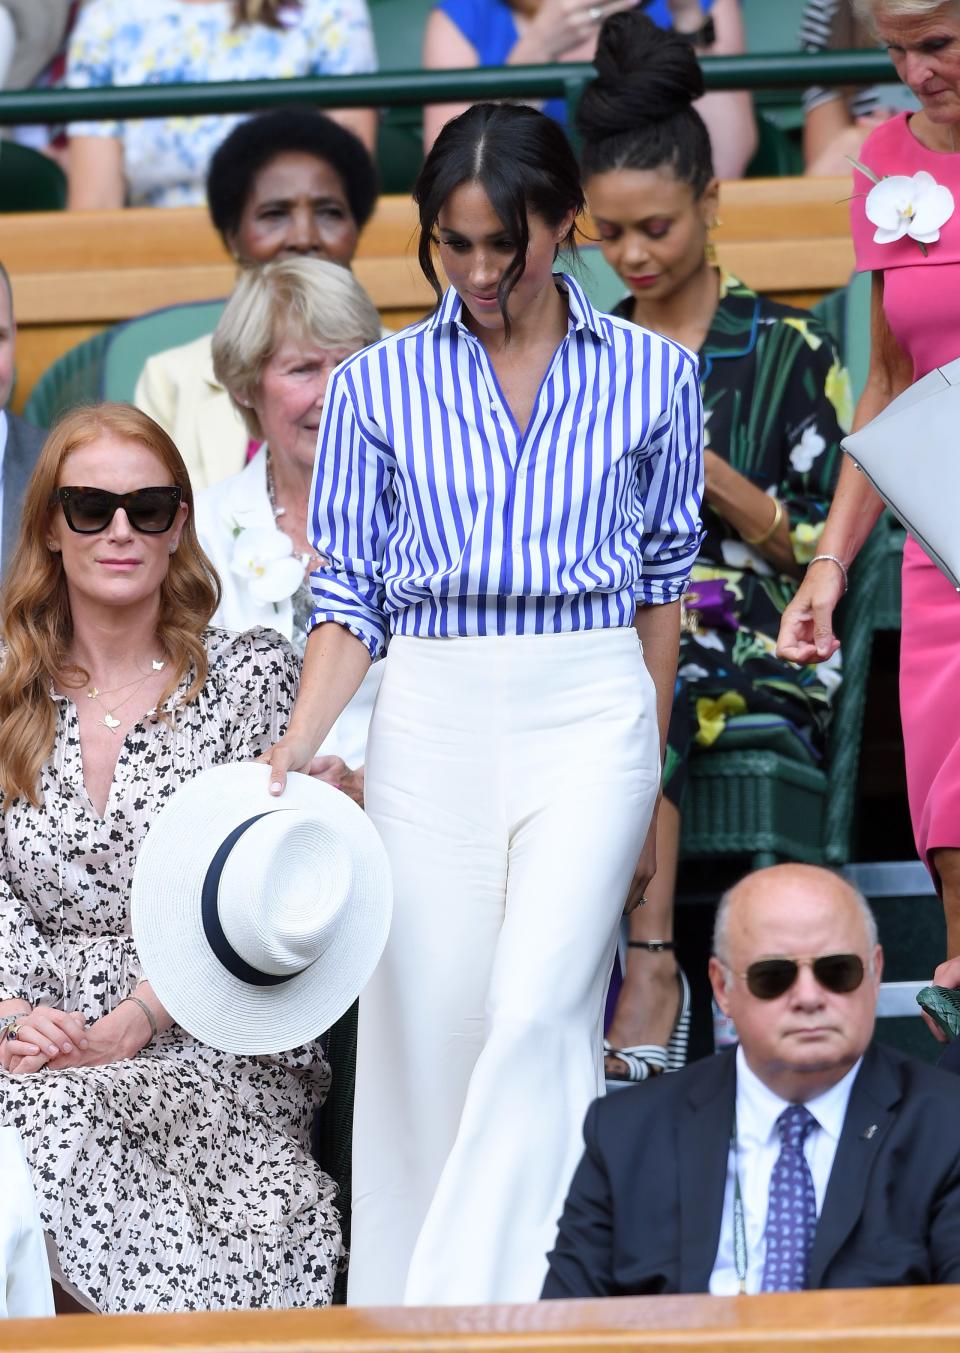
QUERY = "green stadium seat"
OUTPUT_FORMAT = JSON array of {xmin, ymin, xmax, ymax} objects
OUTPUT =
[
  {"xmin": 680, "ymin": 523, "xmax": 884, "ymax": 868},
  {"xmin": 0, "ymin": 140, "xmax": 67, "ymax": 213},
  {"xmin": 102, "ymin": 299, "xmax": 227, "ymax": 404},
  {"xmin": 370, "ymin": 0, "xmax": 434, "ymax": 193},
  {"xmin": 22, "ymin": 329, "xmax": 112, "ymax": 429}
]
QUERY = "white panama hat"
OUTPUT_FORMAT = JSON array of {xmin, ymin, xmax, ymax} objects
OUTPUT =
[{"xmin": 131, "ymin": 762, "xmax": 392, "ymax": 1055}]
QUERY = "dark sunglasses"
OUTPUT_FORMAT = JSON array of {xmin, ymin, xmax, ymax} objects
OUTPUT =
[
  {"xmin": 742, "ymin": 954, "xmax": 865, "ymax": 1001},
  {"xmin": 54, "ymin": 486, "xmax": 182, "ymax": 535}
]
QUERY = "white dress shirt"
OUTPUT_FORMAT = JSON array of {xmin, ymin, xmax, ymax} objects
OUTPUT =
[
  {"xmin": 308, "ymin": 274, "xmax": 703, "ymax": 659},
  {"xmin": 709, "ymin": 1045, "xmax": 863, "ymax": 1294},
  {"xmin": 0, "ymin": 1126, "xmax": 54, "ymax": 1318}
]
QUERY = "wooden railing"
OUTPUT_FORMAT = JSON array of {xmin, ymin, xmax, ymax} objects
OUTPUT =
[
  {"xmin": 7, "ymin": 1287, "xmax": 960, "ymax": 1352},
  {"xmin": 0, "ymin": 175, "xmax": 855, "ymax": 415}
]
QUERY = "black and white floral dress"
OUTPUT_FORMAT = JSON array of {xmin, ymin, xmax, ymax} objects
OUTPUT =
[{"xmin": 0, "ymin": 627, "xmax": 342, "ymax": 1313}]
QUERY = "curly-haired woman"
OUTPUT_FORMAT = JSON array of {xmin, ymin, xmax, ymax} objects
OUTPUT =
[{"xmin": 0, "ymin": 403, "xmax": 342, "ymax": 1312}]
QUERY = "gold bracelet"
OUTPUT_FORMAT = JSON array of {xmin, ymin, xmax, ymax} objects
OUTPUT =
[{"xmin": 742, "ymin": 496, "xmax": 784, "ymax": 548}]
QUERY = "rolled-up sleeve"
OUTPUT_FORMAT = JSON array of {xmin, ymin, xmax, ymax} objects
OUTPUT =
[
  {"xmin": 635, "ymin": 356, "xmax": 704, "ymax": 606},
  {"xmin": 308, "ymin": 364, "xmax": 394, "ymax": 661}
]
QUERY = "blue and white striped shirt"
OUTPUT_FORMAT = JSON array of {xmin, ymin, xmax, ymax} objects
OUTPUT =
[{"xmin": 308, "ymin": 274, "xmax": 704, "ymax": 660}]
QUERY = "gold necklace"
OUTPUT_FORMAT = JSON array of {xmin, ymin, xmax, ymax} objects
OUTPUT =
[{"xmin": 86, "ymin": 659, "xmax": 165, "ymax": 732}]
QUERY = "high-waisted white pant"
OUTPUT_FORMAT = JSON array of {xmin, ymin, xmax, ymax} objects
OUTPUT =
[{"xmin": 348, "ymin": 628, "xmax": 660, "ymax": 1306}]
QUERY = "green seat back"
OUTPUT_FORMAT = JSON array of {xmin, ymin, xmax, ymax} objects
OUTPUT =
[
  {"xmin": 557, "ymin": 245, "xmax": 626, "ymax": 314},
  {"xmin": 102, "ymin": 300, "xmax": 227, "ymax": 405},
  {"xmin": 741, "ymin": 0, "xmax": 805, "ymax": 53},
  {"xmin": 370, "ymin": 0, "xmax": 434, "ymax": 193},
  {"xmin": 0, "ymin": 140, "xmax": 67, "ymax": 213},
  {"xmin": 22, "ymin": 329, "xmax": 113, "ymax": 429},
  {"xmin": 746, "ymin": 111, "xmax": 804, "ymax": 178},
  {"xmin": 844, "ymin": 267, "xmax": 872, "ymax": 404}
]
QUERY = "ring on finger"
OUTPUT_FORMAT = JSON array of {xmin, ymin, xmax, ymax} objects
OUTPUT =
[
  {"xmin": 6, "ymin": 1023, "xmax": 21, "ymax": 1042},
  {"xmin": 588, "ymin": 3, "xmax": 604, "ymax": 20}
]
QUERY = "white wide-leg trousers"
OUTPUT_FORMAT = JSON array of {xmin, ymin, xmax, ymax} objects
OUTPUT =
[{"xmin": 348, "ymin": 628, "xmax": 660, "ymax": 1307}]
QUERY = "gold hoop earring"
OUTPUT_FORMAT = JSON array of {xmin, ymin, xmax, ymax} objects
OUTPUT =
[{"xmin": 705, "ymin": 217, "xmax": 723, "ymax": 268}]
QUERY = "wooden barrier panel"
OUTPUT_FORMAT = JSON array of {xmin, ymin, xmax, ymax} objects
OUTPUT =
[
  {"xmin": 0, "ymin": 176, "xmax": 856, "ymax": 414},
  {"xmin": 7, "ymin": 1288, "xmax": 960, "ymax": 1353}
]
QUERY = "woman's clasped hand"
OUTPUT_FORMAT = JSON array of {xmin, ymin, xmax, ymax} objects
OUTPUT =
[{"xmin": 0, "ymin": 1000, "xmax": 158, "ymax": 1074}]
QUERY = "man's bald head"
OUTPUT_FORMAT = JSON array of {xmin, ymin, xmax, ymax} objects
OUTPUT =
[
  {"xmin": 708, "ymin": 864, "xmax": 883, "ymax": 1102},
  {"xmin": 713, "ymin": 865, "xmax": 878, "ymax": 970}
]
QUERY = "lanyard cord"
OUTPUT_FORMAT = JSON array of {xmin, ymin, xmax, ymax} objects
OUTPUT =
[{"xmin": 731, "ymin": 1109, "xmax": 748, "ymax": 1295}]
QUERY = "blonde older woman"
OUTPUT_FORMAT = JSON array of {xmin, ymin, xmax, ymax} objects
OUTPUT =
[
  {"xmin": 779, "ymin": 0, "xmax": 960, "ymax": 971},
  {"xmin": 195, "ymin": 256, "xmax": 382, "ymax": 782}
]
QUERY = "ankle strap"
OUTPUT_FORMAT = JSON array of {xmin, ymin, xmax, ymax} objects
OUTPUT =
[{"xmin": 628, "ymin": 940, "xmax": 675, "ymax": 952}]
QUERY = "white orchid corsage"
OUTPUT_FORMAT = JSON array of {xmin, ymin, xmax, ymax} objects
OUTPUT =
[
  {"xmin": 852, "ymin": 158, "xmax": 954, "ymax": 256},
  {"xmin": 230, "ymin": 524, "xmax": 304, "ymax": 609}
]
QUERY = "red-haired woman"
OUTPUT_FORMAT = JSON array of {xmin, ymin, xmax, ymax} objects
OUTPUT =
[{"xmin": 0, "ymin": 404, "xmax": 341, "ymax": 1312}]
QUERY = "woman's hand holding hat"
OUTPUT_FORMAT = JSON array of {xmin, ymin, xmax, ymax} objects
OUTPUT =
[{"xmin": 261, "ymin": 730, "xmax": 316, "ymax": 797}]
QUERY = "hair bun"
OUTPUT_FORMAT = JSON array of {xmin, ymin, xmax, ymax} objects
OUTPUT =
[{"xmin": 577, "ymin": 9, "xmax": 705, "ymax": 142}]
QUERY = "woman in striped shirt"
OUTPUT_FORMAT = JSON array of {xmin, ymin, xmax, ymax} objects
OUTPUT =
[{"xmin": 266, "ymin": 102, "xmax": 704, "ymax": 1306}]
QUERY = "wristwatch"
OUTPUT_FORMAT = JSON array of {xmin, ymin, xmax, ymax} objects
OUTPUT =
[{"xmin": 676, "ymin": 15, "xmax": 716, "ymax": 47}]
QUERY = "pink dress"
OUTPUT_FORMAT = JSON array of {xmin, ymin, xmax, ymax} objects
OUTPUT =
[{"xmin": 851, "ymin": 112, "xmax": 960, "ymax": 878}]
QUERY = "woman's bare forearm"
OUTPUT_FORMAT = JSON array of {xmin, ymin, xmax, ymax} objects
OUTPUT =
[
  {"xmin": 285, "ymin": 622, "xmax": 372, "ymax": 754},
  {"xmin": 634, "ymin": 600, "xmax": 681, "ymax": 765}
]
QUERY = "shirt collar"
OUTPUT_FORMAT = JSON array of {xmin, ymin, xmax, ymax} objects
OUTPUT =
[
  {"xmin": 0, "ymin": 408, "xmax": 8, "ymax": 475},
  {"xmin": 427, "ymin": 272, "xmax": 610, "ymax": 345},
  {"xmin": 735, "ymin": 1043, "xmax": 863, "ymax": 1147}
]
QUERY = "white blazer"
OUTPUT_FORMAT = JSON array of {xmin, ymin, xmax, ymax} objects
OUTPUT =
[
  {"xmin": 0, "ymin": 1127, "xmax": 54, "ymax": 1319},
  {"xmin": 194, "ymin": 448, "xmax": 382, "ymax": 769}
]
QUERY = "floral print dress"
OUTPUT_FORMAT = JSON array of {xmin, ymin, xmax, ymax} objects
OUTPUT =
[
  {"xmin": 66, "ymin": 0, "xmax": 377, "ymax": 207},
  {"xmin": 615, "ymin": 274, "xmax": 851, "ymax": 805},
  {"xmin": 0, "ymin": 628, "xmax": 342, "ymax": 1313}
]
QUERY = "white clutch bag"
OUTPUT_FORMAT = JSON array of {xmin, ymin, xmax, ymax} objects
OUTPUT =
[{"xmin": 841, "ymin": 354, "xmax": 960, "ymax": 590}]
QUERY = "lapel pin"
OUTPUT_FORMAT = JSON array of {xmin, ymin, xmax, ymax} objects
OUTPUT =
[{"xmin": 861, "ymin": 1124, "xmax": 878, "ymax": 1140}]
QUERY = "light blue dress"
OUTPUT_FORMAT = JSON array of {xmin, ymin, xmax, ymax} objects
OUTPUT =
[{"xmin": 66, "ymin": 0, "xmax": 377, "ymax": 206}]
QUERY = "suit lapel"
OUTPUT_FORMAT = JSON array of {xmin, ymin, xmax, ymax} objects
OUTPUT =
[
  {"xmin": 807, "ymin": 1043, "xmax": 901, "ymax": 1288},
  {"xmin": 678, "ymin": 1048, "xmax": 737, "ymax": 1292},
  {"xmin": 2, "ymin": 416, "xmax": 37, "ymax": 574}
]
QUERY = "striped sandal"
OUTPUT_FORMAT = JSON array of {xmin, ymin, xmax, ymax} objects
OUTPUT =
[{"xmin": 605, "ymin": 945, "xmax": 692, "ymax": 1089}]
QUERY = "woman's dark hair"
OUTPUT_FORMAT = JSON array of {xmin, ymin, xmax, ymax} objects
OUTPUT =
[
  {"xmin": 576, "ymin": 11, "xmax": 714, "ymax": 197},
  {"xmin": 413, "ymin": 103, "xmax": 585, "ymax": 338},
  {"xmin": 206, "ymin": 107, "xmax": 379, "ymax": 243}
]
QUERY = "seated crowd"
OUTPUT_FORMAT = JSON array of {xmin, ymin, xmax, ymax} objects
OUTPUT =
[{"xmin": 1, "ymin": 0, "xmax": 959, "ymax": 1327}]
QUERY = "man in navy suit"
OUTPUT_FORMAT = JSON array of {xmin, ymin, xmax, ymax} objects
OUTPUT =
[
  {"xmin": 0, "ymin": 260, "xmax": 46, "ymax": 578},
  {"xmin": 543, "ymin": 864, "xmax": 960, "ymax": 1297}
]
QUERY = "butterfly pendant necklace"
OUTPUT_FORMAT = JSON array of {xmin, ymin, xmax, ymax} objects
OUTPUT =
[{"xmin": 86, "ymin": 658, "xmax": 166, "ymax": 733}]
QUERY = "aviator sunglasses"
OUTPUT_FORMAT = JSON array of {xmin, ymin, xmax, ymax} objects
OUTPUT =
[
  {"xmin": 53, "ymin": 486, "xmax": 182, "ymax": 535},
  {"xmin": 740, "ymin": 953, "xmax": 865, "ymax": 1001}
]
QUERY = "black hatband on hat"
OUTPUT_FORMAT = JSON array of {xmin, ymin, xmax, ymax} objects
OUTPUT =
[{"xmin": 201, "ymin": 813, "xmax": 294, "ymax": 988}]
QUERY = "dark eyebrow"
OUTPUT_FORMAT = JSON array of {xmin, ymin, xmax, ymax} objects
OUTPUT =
[
  {"xmin": 437, "ymin": 227, "xmax": 515, "ymax": 242},
  {"xmin": 256, "ymin": 194, "xmax": 345, "ymax": 210}
]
